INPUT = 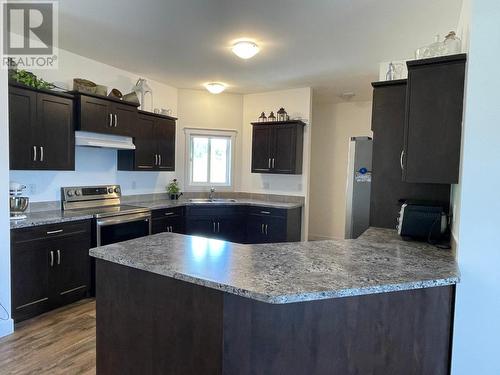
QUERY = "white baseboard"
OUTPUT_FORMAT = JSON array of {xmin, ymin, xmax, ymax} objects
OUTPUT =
[{"xmin": 0, "ymin": 319, "xmax": 14, "ymax": 338}]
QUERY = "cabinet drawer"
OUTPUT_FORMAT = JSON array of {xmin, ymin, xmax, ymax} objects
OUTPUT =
[
  {"xmin": 247, "ymin": 206, "xmax": 287, "ymax": 218},
  {"xmin": 186, "ymin": 205, "xmax": 246, "ymax": 217},
  {"xmin": 152, "ymin": 206, "xmax": 184, "ymax": 219},
  {"xmin": 11, "ymin": 220, "xmax": 91, "ymax": 244}
]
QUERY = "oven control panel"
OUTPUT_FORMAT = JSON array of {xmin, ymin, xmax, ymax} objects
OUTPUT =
[{"xmin": 61, "ymin": 185, "xmax": 122, "ymax": 203}]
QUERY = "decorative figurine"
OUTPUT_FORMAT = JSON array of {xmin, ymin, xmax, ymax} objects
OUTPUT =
[
  {"xmin": 268, "ymin": 111, "xmax": 276, "ymax": 121},
  {"xmin": 258, "ymin": 112, "xmax": 267, "ymax": 122},
  {"xmin": 277, "ymin": 107, "xmax": 288, "ymax": 121}
]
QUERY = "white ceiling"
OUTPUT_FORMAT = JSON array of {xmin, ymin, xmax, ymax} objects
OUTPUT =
[{"xmin": 58, "ymin": 0, "xmax": 462, "ymax": 100}]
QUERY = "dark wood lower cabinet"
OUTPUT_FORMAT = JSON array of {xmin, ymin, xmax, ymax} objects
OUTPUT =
[
  {"xmin": 10, "ymin": 220, "xmax": 91, "ymax": 322},
  {"xmin": 151, "ymin": 207, "xmax": 185, "ymax": 234},
  {"xmin": 97, "ymin": 260, "xmax": 455, "ymax": 375}
]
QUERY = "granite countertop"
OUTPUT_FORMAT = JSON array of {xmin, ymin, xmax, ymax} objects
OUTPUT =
[
  {"xmin": 10, "ymin": 198, "xmax": 302, "ymax": 229},
  {"xmin": 89, "ymin": 227, "xmax": 459, "ymax": 304}
]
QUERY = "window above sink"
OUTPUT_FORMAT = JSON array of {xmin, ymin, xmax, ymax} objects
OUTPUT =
[{"xmin": 184, "ymin": 128, "xmax": 237, "ymax": 191}]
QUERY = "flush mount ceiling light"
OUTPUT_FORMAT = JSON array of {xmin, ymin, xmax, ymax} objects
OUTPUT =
[
  {"xmin": 204, "ymin": 82, "xmax": 227, "ymax": 94},
  {"xmin": 232, "ymin": 40, "xmax": 260, "ymax": 59}
]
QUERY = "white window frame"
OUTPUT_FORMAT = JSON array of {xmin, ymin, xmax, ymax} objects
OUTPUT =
[{"xmin": 184, "ymin": 128, "xmax": 237, "ymax": 191}]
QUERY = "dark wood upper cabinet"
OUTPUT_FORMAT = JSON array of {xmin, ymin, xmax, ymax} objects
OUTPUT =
[
  {"xmin": 403, "ymin": 54, "xmax": 466, "ymax": 184},
  {"xmin": 118, "ymin": 111, "xmax": 176, "ymax": 171},
  {"xmin": 251, "ymin": 120, "xmax": 305, "ymax": 174},
  {"xmin": 155, "ymin": 117, "xmax": 176, "ymax": 171},
  {"xmin": 9, "ymin": 84, "xmax": 75, "ymax": 171},
  {"xmin": 75, "ymin": 92, "xmax": 139, "ymax": 137},
  {"xmin": 370, "ymin": 80, "xmax": 451, "ymax": 229}
]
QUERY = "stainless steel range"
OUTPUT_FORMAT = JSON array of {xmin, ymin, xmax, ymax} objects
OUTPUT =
[{"xmin": 61, "ymin": 185, "xmax": 151, "ymax": 246}]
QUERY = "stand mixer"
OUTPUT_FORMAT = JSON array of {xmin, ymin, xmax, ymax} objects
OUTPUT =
[{"xmin": 9, "ymin": 182, "xmax": 29, "ymax": 220}]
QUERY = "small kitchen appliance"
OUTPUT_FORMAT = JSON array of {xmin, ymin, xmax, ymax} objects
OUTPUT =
[
  {"xmin": 9, "ymin": 182, "xmax": 29, "ymax": 220},
  {"xmin": 397, "ymin": 201, "xmax": 448, "ymax": 242}
]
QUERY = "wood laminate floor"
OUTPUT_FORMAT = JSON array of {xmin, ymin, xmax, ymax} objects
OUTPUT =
[{"xmin": 0, "ymin": 299, "xmax": 96, "ymax": 375}]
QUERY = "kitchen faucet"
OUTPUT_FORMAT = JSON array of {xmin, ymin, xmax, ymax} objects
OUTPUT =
[{"xmin": 209, "ymin": 187, "xmax": 216, "ymax": 200}]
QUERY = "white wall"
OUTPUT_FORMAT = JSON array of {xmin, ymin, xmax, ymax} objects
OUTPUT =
[
  {"xmin": 0, "ymin": 68, "xmax": 13, "ymax": 337},
  {"xmin": 241, "ymin": 88, "xmax": 312, "ymax": 239},
  {"xmin": 176, "ymin": 89, "xmax": 243, "ymax": 192},
  {"xmin": 309, "ymin": 98, "xmax": 372, "ymax": 240},
  {"xmin": 9, "ymin": 47, "xmax": 178, "ymax": 202},
  {"xmin": 451, "ymin": 0, "xmax": 500, "ymax": 374}
]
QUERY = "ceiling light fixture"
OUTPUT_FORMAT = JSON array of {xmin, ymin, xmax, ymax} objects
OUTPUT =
[
  {"xmin": 204, "ymin": 82, "xmax": 226, "ymax": 94},
  {"xmin": 232, "ymin": 40, "xmax": 260, "ymax": 59}
]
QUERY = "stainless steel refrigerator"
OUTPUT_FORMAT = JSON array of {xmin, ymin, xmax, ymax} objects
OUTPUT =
[{"xmin": 344, "ymin": 137, "xmax": 373, "ymax": 239}]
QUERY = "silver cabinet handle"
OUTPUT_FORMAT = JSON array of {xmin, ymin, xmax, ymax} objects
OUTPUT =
[
  {"xmin": 57, "ymin": 250, "xmax": 61, "ymax": 265},
  {"xmin": 213, "ymin": 222, "xmax": 216, "ymax": 233},
  {"xmin": 261, "ymin": 223, "xmax": 264, "ymax": 234},
  {"xmin": 159, "ymin": 154, "xmax": 162, "ymax": 166},
  {"xmin": 400, "ymin": 150, "xmax": 405, "ymax": 170},
  {"xmin": 109, "ymin": 113, "xmax": 113, "ymax": 127},
  {"xmin": 138, "ymin": 165, "xmax": 153, "ymax": 169},
  {"xmin": 49, "ymin": 251, "xmax": 54, "ymax": 267},
  {"xmin": 164, "ymin": 212, "xmax": 175, "ymax": 216},
  {"xmin": 40, "ymin": 146, "xmax": 44, "ymax": 162},
  {"xmin": 47, "ymin": 229, "xmax": 63, "ymax": 235},
  {"xmin": 114, "ymin": 114, "xmax": 118, "ymax": 127},
  {"xmin": 272, "ymin": 158, "xmax": 275, "ymax": 168},
  {"xmin": 170, "ymin": 226, "xmax": 173, "ymax": 232},
  {"xmin": 268, "ymin": 158, "xmax": 271, "ymax": 169},
  {"xmin": 260, "ymin": 211, "xmax": 271, "ymax": 215},
  {"xmin": 265, "ymin": 224, "xmax": 268, "ymax": 235},
  {"xmin": 217, "ymin": 222, "xmax": 220, "ymax": 233},
  {"xmin": 154, "ymin": 154, "xmax": 158, "ymax": 166},
  {"xmin": 33, "ymin": 146, "xmax": 37, "ymax": 161}
]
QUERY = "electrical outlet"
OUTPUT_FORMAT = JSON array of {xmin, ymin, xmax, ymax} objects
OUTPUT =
[{"xmin": 28, "ymin": 184, "xmax": 36, "ymax": 195}]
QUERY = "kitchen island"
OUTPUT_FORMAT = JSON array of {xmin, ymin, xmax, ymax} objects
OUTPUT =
[{"xmin": 90, "ymin": 228, "xmax": 459, "ymax": 375}]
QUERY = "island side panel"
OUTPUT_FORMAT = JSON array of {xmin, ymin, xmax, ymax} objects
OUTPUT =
[
  {"xmin": 95, "ymin": 259, "xmax": 223, "ymax": 375},
  {"xmin": 223, "ymin": 286, "xmax": 455, "ymax": 375}
]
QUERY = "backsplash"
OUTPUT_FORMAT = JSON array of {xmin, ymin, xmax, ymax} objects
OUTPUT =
[{"xmin": 10, "ymin": 147, "xmax": 176, "ymax": 203}]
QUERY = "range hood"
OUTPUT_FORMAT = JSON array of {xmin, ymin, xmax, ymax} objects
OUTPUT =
[{"xmin": 75, "ymin": 131, "xmax": 136, "ymax": 150}]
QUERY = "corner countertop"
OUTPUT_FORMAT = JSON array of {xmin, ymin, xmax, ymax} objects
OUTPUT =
[
  {"xmin": 9, "ymin": 198, "xmax": 302, "ymax": 229},
  {"xmin": 89, "ymin": 227, "xmax": 459, "ymax": 304}
]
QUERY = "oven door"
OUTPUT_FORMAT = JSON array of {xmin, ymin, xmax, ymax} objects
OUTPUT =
[{"xmin": 96, "ymin": 212, "xmax": 152, "ymax": 246}]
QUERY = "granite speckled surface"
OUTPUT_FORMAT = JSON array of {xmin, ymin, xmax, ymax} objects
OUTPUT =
[
  {"xmin": 90, "ymin": 227, "xmax": 459, "ymax": 304},
  {"xmin": 10, "ymin": 198, "xmax": 301, "ymax": 229},
  {"xmin": 9, "ymin": 210, "xmax": 94, "ymax": 229}
]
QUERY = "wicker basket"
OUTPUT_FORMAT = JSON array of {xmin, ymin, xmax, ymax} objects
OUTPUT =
[{"xmin": 73, "ymin": 78, "xmax": 97, "ymax": 94}]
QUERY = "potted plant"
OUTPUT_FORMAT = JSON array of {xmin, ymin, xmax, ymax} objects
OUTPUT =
[{"xmin": 167, "ymin": 179, "xmax": 182, "ymax": 200}]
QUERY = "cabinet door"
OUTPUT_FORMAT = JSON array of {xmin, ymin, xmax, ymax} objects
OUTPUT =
[
  {"xmin": 246, "ymin": 215, "xmax": 267, "ymax": 244},
  {"xmin": 152, "ymin": 216, "xmax": 185, "ymax": 234},
  {"xmin": 370, "ymin": 82, "xmax": 452, "ymax": 229},
  {"xmin": 37, "ymin": 93, "xmax": 75, "ymax": 170},
  {"xmin": 272, "ymin": 124, "xmax": 298, "ymax": 174},
  {"xmin": 403, "ymin": 56, "xmax": 466, "ymax": 183},
  {"xmin": 11, "ymin": 240, "xmax": 51, "ymax": 322},
  {"xmin": 51, "ymin": 233, "xmax": 91, "ymax": 306},
  {"xmin": 217, "ymin": 216, "xmax": 245, "ymax": 243},
  {"xmin": 134, "ymin": 114, "xmax": 156, "ymax": 170},
  {"xmin": 185, "ymin": 218, "xmax": 217, "ymax": 238},
  {"xmin": 112, "ymin": 102, "xmax": 138, "ymax": 137},
  {"xmin": 156, "ymin": 118, "xmax": 176, "ymax": 171},
  {"xmin": 78, "ymin": 95, "xmax": 112, "ymax": 133},
  {"xmin": 251, "ymin": 125, "xmax": 273, "ymax": 173},
  {"xmin": 9, "ymin": 86, "xmax": 37, "ymax": 170}
]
